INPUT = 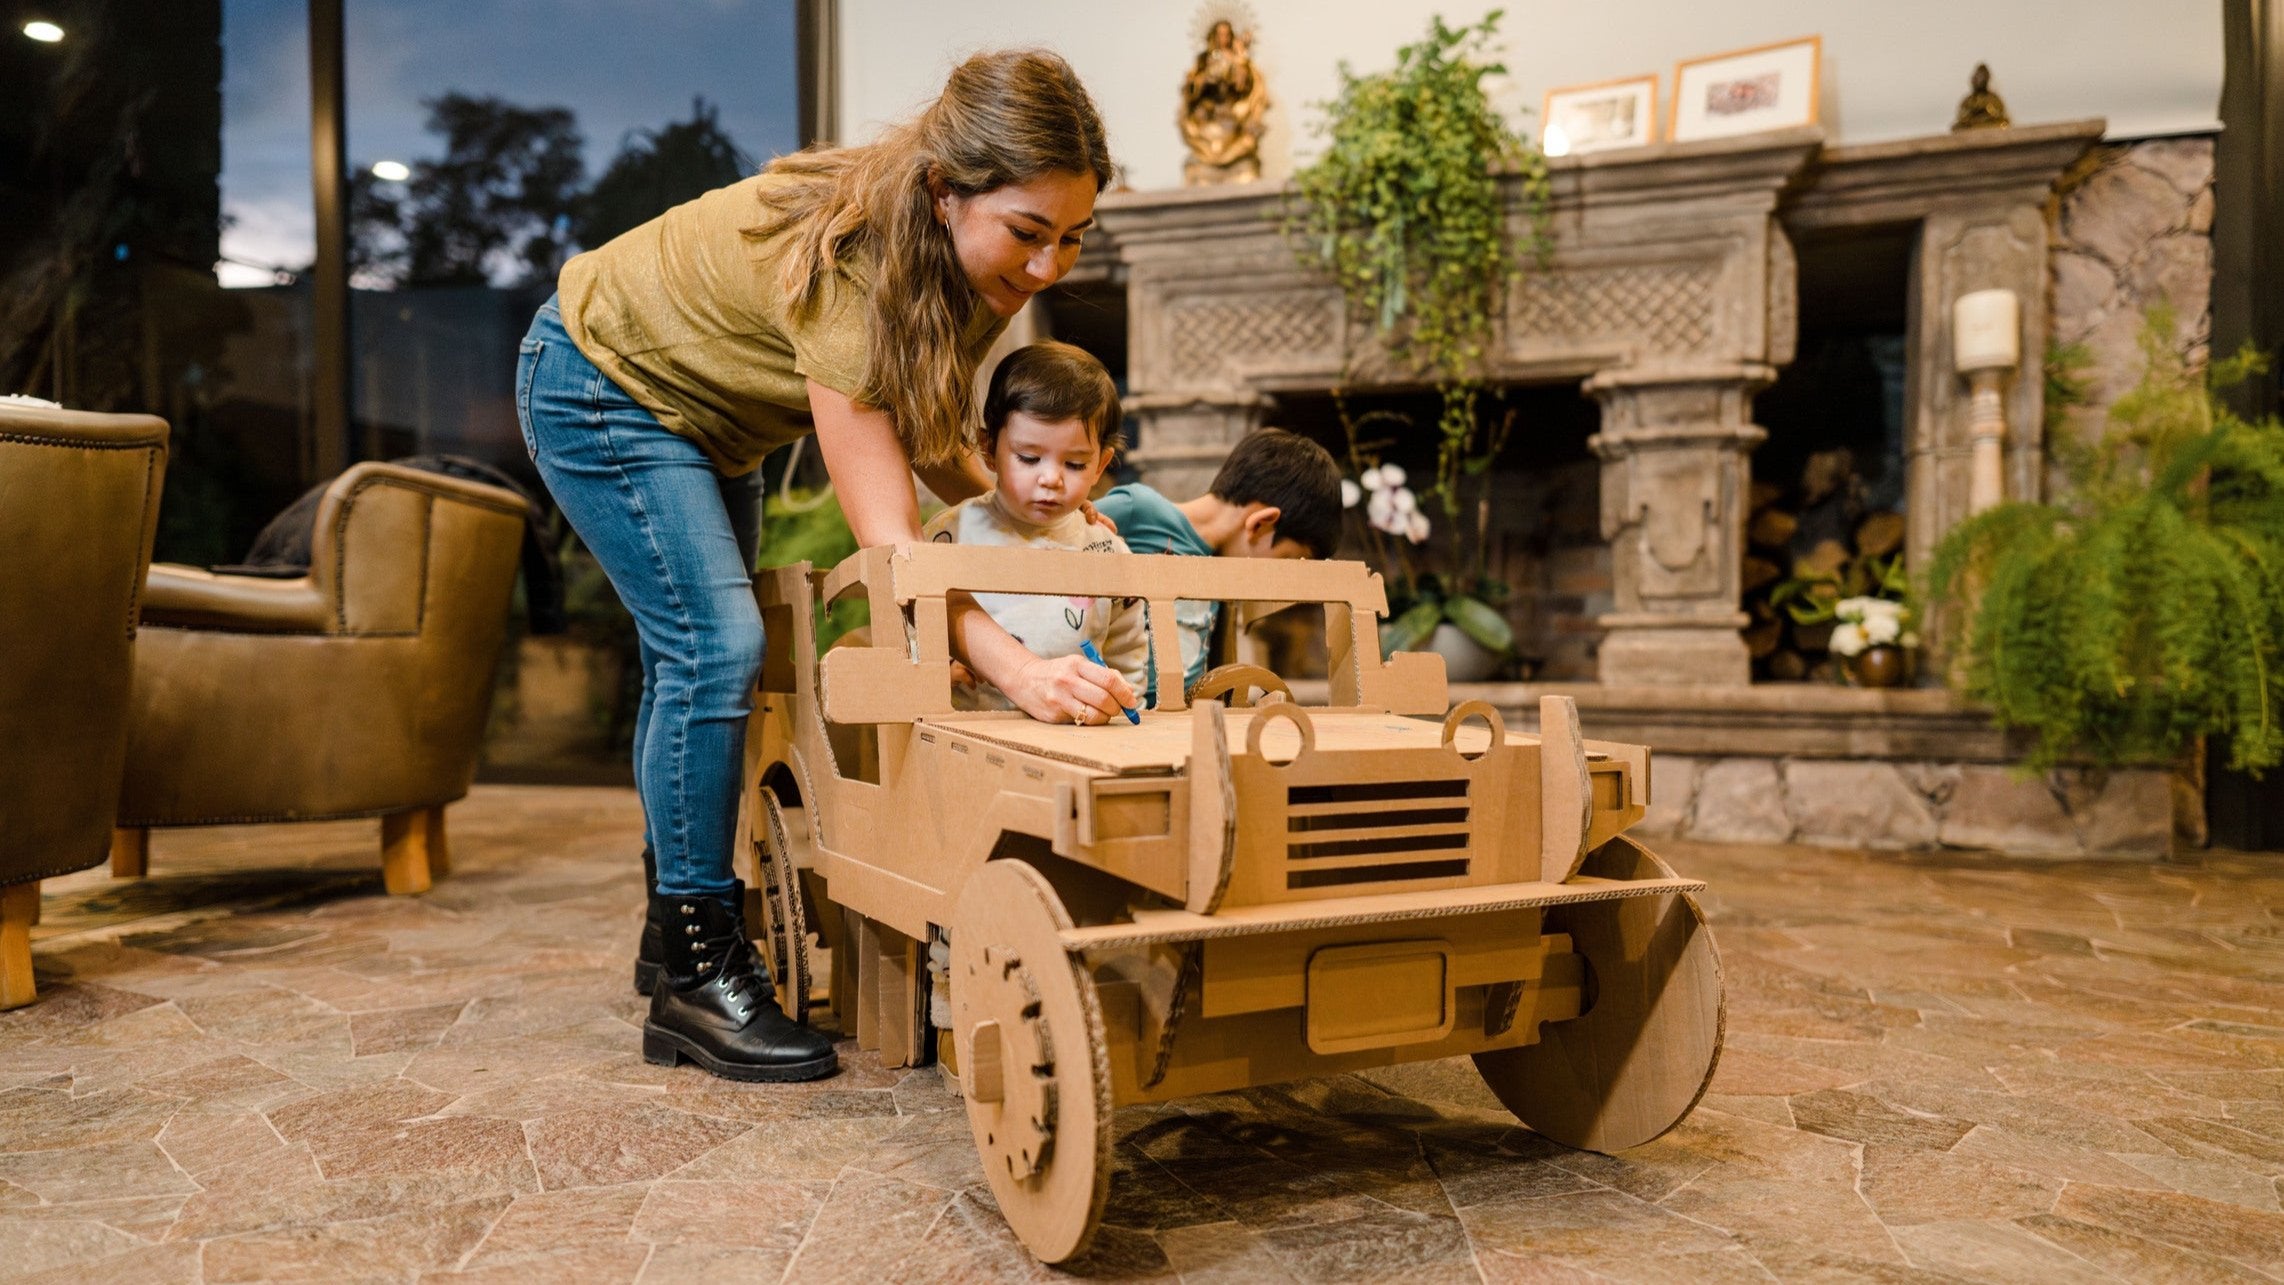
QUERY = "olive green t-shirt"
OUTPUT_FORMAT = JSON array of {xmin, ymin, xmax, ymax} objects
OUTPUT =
[{"xmin": 556, "ymin": 171, "xmax": 1006, "ymax": 475}]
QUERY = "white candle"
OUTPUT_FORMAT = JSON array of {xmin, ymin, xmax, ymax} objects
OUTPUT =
[{"xmin": 1953, "ymin": 289, "xmax": 2021, "ymax": 373}]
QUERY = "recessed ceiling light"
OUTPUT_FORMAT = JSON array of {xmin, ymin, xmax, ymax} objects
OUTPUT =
[{"xmin": 23, "ymin": 20, "xmax": 65, "ymax": 42}]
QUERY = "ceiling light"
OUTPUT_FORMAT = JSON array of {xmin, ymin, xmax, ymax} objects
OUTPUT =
[
  {"xmin": 370, "ymin": 160, "xmax": 410, "ymax": 182},
  {"xmin": 23, "ymin": 20, "xmax": 64, "ymax": 42}
]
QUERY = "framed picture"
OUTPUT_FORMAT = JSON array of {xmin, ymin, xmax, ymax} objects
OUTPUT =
[
  {"xmin": 1670, "ymin": 36, "xmax": 1821, "ymax": 143},
  {"xmin": 1541, "ymin": 75, "xmax": 1658, "ymax": 157}
]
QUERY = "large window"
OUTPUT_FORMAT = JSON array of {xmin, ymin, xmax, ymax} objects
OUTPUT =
[
  {"xmin": 3, "ymin": 0, "xmax": 301, "ymax": 564},
  {"xmin": 334, "ymin": 0, "xmax": 798, "ymax": 469},
  {"xmin": 1, "ymin": 0, "xmax": 797, "ymax": 565}
]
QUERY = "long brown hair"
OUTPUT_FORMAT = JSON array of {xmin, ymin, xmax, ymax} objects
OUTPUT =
[{"xmin": 753, "ymin": 50, "xmax": 1114, "ymax": 467}]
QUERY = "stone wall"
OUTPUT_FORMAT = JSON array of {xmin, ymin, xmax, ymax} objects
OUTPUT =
[
  {"xmin": 1638, "ymin": 753, "xmax": 2172, "ymax": 858},
  {"xmin": 2046, "ymin": 136, "xmax": 2216, "ymax": 479}
]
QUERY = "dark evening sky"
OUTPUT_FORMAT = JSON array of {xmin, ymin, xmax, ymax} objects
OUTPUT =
[{"xmin": 218, "ymin": 0, "xmax": 799, "ymax": 284}]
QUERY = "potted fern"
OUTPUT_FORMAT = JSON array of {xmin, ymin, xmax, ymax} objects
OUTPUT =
[
  {"xmin": 1287, "ymin": 11, "xmax": 1549, "ymax": 669},
  {"xmin": 1928, "ymin": 311, "xmax": 2284, "ymax": 841}
]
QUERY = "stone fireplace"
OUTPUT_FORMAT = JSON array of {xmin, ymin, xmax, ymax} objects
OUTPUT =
[{"xmin": 1066, "ymin": 119, "xmax": 2211, "ymax": 857}]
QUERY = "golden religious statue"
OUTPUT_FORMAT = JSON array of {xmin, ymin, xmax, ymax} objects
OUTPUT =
[
  {"xmin": 1180, "ymin": 10, "xmax": 1268, "ymax": 185},
  {"xmin": 1952, "ymin": 63, "xmax": 2011, "ymax": 131}
]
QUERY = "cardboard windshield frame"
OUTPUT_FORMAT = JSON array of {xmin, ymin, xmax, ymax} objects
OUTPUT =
[{"xmin": 815, "ymin": 543, "xmax": 1445, "ymax": 725}]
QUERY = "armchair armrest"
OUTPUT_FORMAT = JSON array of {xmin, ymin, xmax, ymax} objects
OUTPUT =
[
  {"xmin": 309, "ymin": 462, "xmax": 531, "ymax": 634},
  {"xmin": 141, "ymin": 564, "xmax": 332, "ymax": 633}
]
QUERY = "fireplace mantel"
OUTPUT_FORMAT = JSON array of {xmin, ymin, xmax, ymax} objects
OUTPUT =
[{"xmin": 1083, "ymin": 121, "xmax": 2104, "ymax": 687}]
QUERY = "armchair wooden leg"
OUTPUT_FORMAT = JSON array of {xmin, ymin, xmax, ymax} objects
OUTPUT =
[
  {"xmin": 381, "ymin": 807, "xmax": 439, "ymax": 895},
  {"xmin": 2, "ymin": 882, "xmax": 38, "ymax": 1011},
  {"xmin": 110, "ymin": 827, "xmax": 149, "ymax": 879},
  {"xmin": 425, "ymin": 806, "xmax": 451, "ymax": 879}
]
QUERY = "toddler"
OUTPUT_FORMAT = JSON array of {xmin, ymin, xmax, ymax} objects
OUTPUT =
[{"xmin": 923, "ymin": 341, "xmax": 1148, "ymax": 711}]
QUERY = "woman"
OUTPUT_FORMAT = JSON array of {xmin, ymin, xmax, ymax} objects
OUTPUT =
[{"xmin": 514, "ymin": 50, "xmax": 1132, "ymax": 1083}]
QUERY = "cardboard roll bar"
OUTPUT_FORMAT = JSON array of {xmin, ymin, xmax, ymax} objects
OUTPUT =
[{"xmin": 814, "ymin": 544, "xmax": 1447, "ymax": 723}]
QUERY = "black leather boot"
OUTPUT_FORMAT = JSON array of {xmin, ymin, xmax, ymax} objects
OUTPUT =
[
  {"xmin": 642, "ymin": 883, "xmax": 838, "ymax": 1082},
  {"xmin": 633, "ymin": 846, "xmax": 663, "ymax": 995}
]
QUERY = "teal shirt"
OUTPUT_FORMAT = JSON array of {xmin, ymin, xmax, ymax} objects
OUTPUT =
[{"xmin": 1094, "ymin": 484, "xmax": 1216, "ymax": 705}]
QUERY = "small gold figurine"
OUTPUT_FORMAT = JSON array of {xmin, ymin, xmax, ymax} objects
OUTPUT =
[
  {"xmin": 1952, "ymin": 63, "xmax": 2011, "ymax": 132},
  {"xmin": 1181, "ymin": 7, "xmax": 1269, "ymax": 185}
]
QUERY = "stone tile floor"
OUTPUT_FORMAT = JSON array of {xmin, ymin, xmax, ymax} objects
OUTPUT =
[{"xmin": 4, "ymin": 784, "xmax": 2282, "ymax": 1283}]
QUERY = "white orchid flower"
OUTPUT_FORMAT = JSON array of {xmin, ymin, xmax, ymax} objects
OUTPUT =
[
  {"xmin": 1379, "ymin": 463, "xmax": 1406, "ymax": 488},
  {"xmin": 1361, "ymin": 466, "xmax": 1387, "ymax": 492},
  {"xmin": 1367, "ymin": 489, "xmax": 1397, "ymax": 532},
  {"xmin": 1864, "ymin": 613, "xmax": 1901, "ymax": 645},
  {"xmin": 1393, "ymin": 487, "xmax": 1417, "ymax": 515},
  {"xmin": 1829, "ymin": 622, "xmax": 1868, "ymax": 657},
  {"xmin": 1404, "ymin": 511, "xmax": 1430, "ymax": 544},
  {"xmin": 1340, "ymin": 478, "xmax": 1361, "ymax": 509}
]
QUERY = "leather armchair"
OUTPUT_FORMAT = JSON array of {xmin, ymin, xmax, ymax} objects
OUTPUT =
[
  {"xmin": 0, "ymin": 405, "xmax": 168, "ymax": 1010},
  {"xmin": 115, "ymin": 461, "xmax": 529, "ymax": 897}
]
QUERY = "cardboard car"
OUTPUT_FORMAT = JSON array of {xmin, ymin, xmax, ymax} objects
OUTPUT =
[{"xmin": 740, "ymin": 543, "xmax": 1724, "ymax": 1263}]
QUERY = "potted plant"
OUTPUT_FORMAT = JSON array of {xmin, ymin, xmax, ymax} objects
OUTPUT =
[
  {"xmin": 1287, "ymin": 10, "xmax": 1550, "ymax": 677},
  {"xmin": 1769, "ymin": 549, "xmax": 1917, "ymax": 686},
  {"xmin": 1927, "ymin": 311, "xmax": 2284, "ymax": 823},
  {"xmin": 1336, "ymin": 401, "xmax": 1517, "ymax": 678}
]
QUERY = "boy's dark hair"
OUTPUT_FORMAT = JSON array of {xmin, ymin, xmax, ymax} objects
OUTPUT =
[
  {"xmin": 980, "ymin": 340, "xmax": 1123, "ymax": 458},
  {"xmin": 1209, "ymin": 428, "xmax": 1343, "ymax": 558}
]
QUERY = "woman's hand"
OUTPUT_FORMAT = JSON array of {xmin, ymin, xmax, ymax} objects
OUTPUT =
[
  {"xmin": 1001, "ymin": 652, "xmax": 1137, "ymax": 725},
  {"xmin": 808, "ymin": 378, "xmax": 1133, "ymax": 725}
]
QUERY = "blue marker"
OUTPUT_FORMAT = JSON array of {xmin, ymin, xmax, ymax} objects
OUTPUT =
[{"xmin": 1077, "ymin": 640, "xmax": 1141, "ymax": 725}]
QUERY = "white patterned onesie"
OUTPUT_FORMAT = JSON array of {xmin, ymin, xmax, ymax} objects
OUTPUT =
[{"xmin": 920, "ymin": 493, "xmax": 1150, "ymax": 710}]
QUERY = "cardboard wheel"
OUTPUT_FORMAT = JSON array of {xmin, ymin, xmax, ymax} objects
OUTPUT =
[
  {"xmin": 1190, "ymin": 662, "xmax": 1291, "ymax": 707},
  {"xmin": 1474, "ymin": 836, "xmax": 1724, "ymax": 1153},
  {"xmin": 950, "ymin": 860, "xmax": 1112, "ymax": 1264},
  {"xmin": 754, "ymin": 786, "xmax": 813, "ymax": 1025}
]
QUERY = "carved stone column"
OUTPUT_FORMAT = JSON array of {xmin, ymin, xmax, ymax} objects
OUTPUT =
[
  {"xmin": 1905, "ymin": 201, "xmax": 2054, "ymax": 572},
  {"xmin": 1778, "ymin": 120, "xmax": 2104, "ymax": 576},
  {"xmin": 1125, "ymin": 390, "xmax": 1274, "ymax": 499},
  {"xmin": 1587, "ymin": 365, "xmax": 1772, "ymax": 686}
]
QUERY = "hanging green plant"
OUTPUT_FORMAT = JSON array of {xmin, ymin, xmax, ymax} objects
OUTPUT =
[
  {"xmin": 1285, "ymin": 10, "xmax": 1551, "ymax": 515},
  {"xmin": 1927, "ymin": 310, "xmax": 2284, "ymax": 774}
]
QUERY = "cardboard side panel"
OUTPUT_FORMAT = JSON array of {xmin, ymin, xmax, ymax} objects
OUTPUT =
[
  {"xmin": 1095, "ymin": 951, "xmax": 1586, "ymax": 1105},
  {"xmin": 1186, "ymin": 703, "xmax": 1235, "ymax": 914},
  {"xmin": 1538, "ymin": 696, "xmax": 1592, "ymax": 884}
]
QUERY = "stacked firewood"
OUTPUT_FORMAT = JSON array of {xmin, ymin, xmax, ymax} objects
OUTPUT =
[{"xmin": 1741, "ymin": 448, "xmax": 1905, "ymax": 682}]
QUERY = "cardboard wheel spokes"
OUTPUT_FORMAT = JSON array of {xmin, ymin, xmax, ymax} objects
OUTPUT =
[
  {"xmin": 1190, "ymin": 662, "xmax": 1291, "ymax": 707},
  {"xmin": 755, "ymin": 786, "xmax": 813, "ymax": 1025},
  {"xmin": 950, "ymin": 860, "xmax": 1113, "ymax": 1264}
]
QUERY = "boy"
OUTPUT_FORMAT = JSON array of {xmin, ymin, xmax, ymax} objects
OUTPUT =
[
  {"xmin": 923, "ymin": 341, "xmax": 1148, "ymax": 712},
  {"xmin": 1094, "ymin": 427, "xmax": 1343, "ymax": 706}
]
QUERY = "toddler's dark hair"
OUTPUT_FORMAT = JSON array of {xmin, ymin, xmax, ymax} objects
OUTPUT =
[{"xmin": 980, "ymin": 341, "xmax": 1123, "ymax": 457}]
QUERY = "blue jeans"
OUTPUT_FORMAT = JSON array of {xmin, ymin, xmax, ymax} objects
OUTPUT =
[{"xmin": 516, "ymin": 297, "xmax": 765, "ymax": 898}]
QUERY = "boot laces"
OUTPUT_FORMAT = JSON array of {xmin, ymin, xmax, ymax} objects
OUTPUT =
[{"xmin": 691, "ymin": 927, "xmax": 767, "ymax": 1019}]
